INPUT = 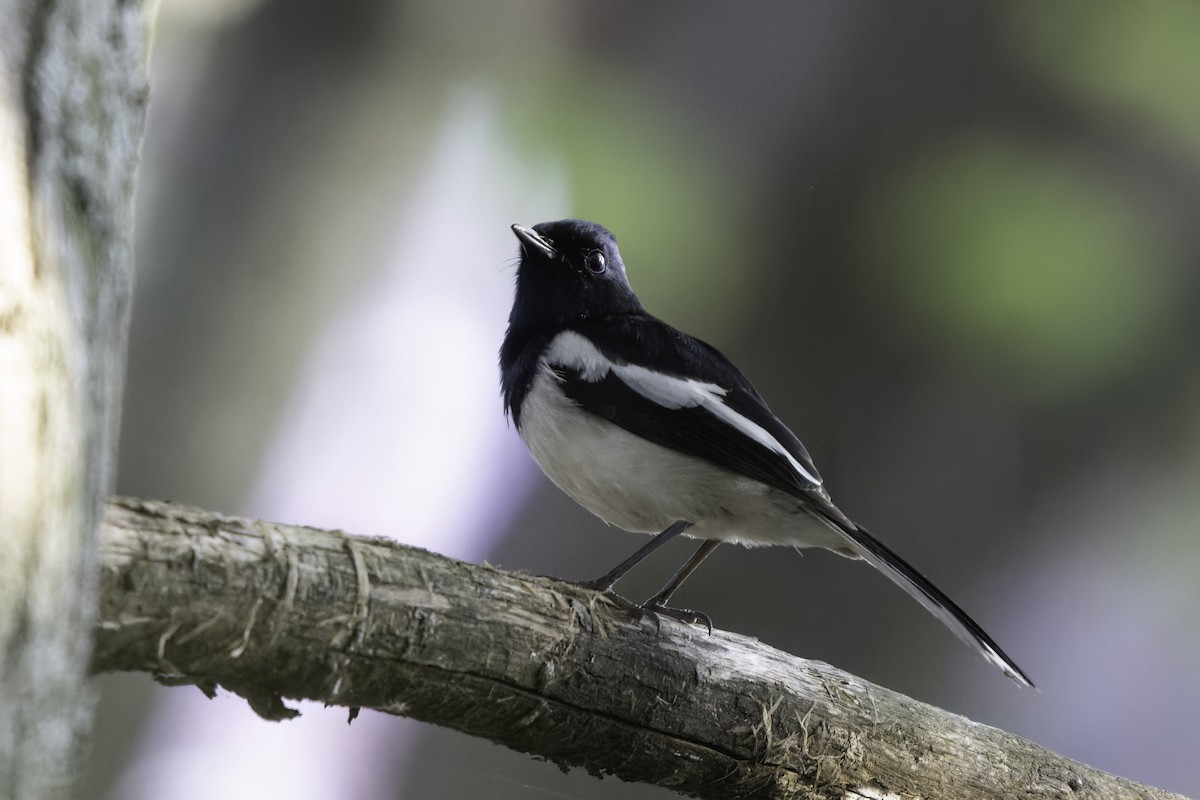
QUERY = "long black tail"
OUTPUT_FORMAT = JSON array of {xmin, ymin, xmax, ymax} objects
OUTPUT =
[{"xmin": 813, "ymin": 506, "xmax": 1035, "ymax": 688}]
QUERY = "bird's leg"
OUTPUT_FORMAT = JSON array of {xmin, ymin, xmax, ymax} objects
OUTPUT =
[
  {"xmin": 579, "ymin": 520, "xmax": 692, "ymax": 593},
  {"xmin": 639, "ymin": 539, "xmax": 721, "ymax": 633}
]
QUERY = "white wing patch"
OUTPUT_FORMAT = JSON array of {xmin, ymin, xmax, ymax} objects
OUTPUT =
[
  {"xmin": 543, "ymin": 331, "xmax": 822, "ymax": 487},
  {"xmin": 612, "ymin": 362, "xmax": 727, "ymax": 409},
  {"xmin": 545, "ymin": 330, "xmax": 611, "ymax": 381}
]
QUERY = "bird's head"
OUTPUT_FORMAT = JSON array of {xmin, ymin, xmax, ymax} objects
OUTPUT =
[{"xmin": 509, "ymin": 219, "xmax": 642, "ymax": 330}]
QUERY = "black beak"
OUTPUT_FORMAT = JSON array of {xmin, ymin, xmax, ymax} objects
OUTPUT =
[{"xmin": 511, "ymin": 224, "xmax": 557, "ymax": 258}]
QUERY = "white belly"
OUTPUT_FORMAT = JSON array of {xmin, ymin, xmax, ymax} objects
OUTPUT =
[{"xmin": 517, "ymin": 367, "xmax": 849, "ymax": 551}]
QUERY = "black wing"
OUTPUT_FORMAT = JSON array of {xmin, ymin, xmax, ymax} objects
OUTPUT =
[
  {"xmin": 556, "ymin": 316, "xmax": 1035, "ymax": 687},
  {"xmin": 557, "ymin": 314, "xmax": 823, "ymax": 497}
]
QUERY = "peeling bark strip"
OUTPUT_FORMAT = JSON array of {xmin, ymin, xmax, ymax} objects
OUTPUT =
[{"xmin": 93, "ymin": 498, "xmax": 1187, "ymax": 800}]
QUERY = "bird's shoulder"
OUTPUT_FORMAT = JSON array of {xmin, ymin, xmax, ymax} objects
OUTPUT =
[{"xmin": 569, "ymin": 314, "xmax": 740, "ymax": 382}]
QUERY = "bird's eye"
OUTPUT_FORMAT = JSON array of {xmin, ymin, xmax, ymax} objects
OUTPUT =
[{"xmin": 584, "ymin": 251, "xmax": 607, "ymax": 274}]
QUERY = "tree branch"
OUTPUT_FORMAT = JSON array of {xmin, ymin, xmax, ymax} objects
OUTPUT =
[{"xmin": 93, "ymin": 497, "xmax": 1187, "ymax": 800}]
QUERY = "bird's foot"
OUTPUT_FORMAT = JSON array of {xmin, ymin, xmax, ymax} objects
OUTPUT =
[
  {"xmin": 587, "ymin": 588, "xmax": 659, "ymax": 629},
  {"xmin": 583, "ymin": 586, "xmax": 712, "ymax": 635},
  {"xmin": 577, "ymin": 576, "xmax": 616, "ymax": 593},
  {"xmin": 639, "ymin": 600, "xmax": 713, "ymax": 635}
]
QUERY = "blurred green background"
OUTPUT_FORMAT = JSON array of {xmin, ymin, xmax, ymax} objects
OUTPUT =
[{"xmin": 92, "ymin": 1, "xmax": 1200, "ymax": 797}]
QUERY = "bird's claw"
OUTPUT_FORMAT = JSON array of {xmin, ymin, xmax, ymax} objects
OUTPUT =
[
  {"xmin": 585, "ymin": 586, "xmax": 713, "ymax": 635},
  {"xmin": 640, "ymin": 601, "xmax": 713, "ymax": 634},
  {"xmin": 577, "ymin": 576, "xmax": 616, "ymax": 593},
  {"xmin": 592, "ymin": 590, "xmax": 661, "ymax": 631}
]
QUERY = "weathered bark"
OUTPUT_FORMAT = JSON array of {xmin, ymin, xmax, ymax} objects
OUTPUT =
[
  {"xmin": 94, "ymin": 497, "xmax": 1188, "ymax": 800},
  {"xmin": 0, "ymin": 0, "xmax": 147, "ymax": 795}
]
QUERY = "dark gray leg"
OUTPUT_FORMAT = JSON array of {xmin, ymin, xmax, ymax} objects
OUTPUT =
[
  {"xmin": 579, "ymin": 520, "xmax": 692, "ymax": 592},
  {"xmin": 647, "ymin": 539, "xmax": 720, "ymax": 607},
  {"xmin": 642, "ymin": 540, "xmax": 721, "ymax": 632}
]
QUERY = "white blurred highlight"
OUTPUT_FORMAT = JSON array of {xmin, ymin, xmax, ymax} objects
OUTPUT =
[{"xmin": 116, "ymin": 88, "xmax": 570, "ymax": 800}]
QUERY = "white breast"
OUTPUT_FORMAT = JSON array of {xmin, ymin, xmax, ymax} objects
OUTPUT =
[{"xmin": 517, "ymin": 365, "xmax": 846, "ymax": 551}]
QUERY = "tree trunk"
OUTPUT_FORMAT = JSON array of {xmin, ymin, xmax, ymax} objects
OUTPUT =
[
  {"xmin": 0, "ymin": 0, "xmax": 147, "ymax": 795},
  {"xmin": 94, "ymin": 497, "xmax": 1190, "ymax": 800}
]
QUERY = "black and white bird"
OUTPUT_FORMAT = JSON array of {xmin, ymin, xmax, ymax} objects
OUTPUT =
[{"xmin": 500, "ymin": 218, "xmax": 1033, "ymax": 687}]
